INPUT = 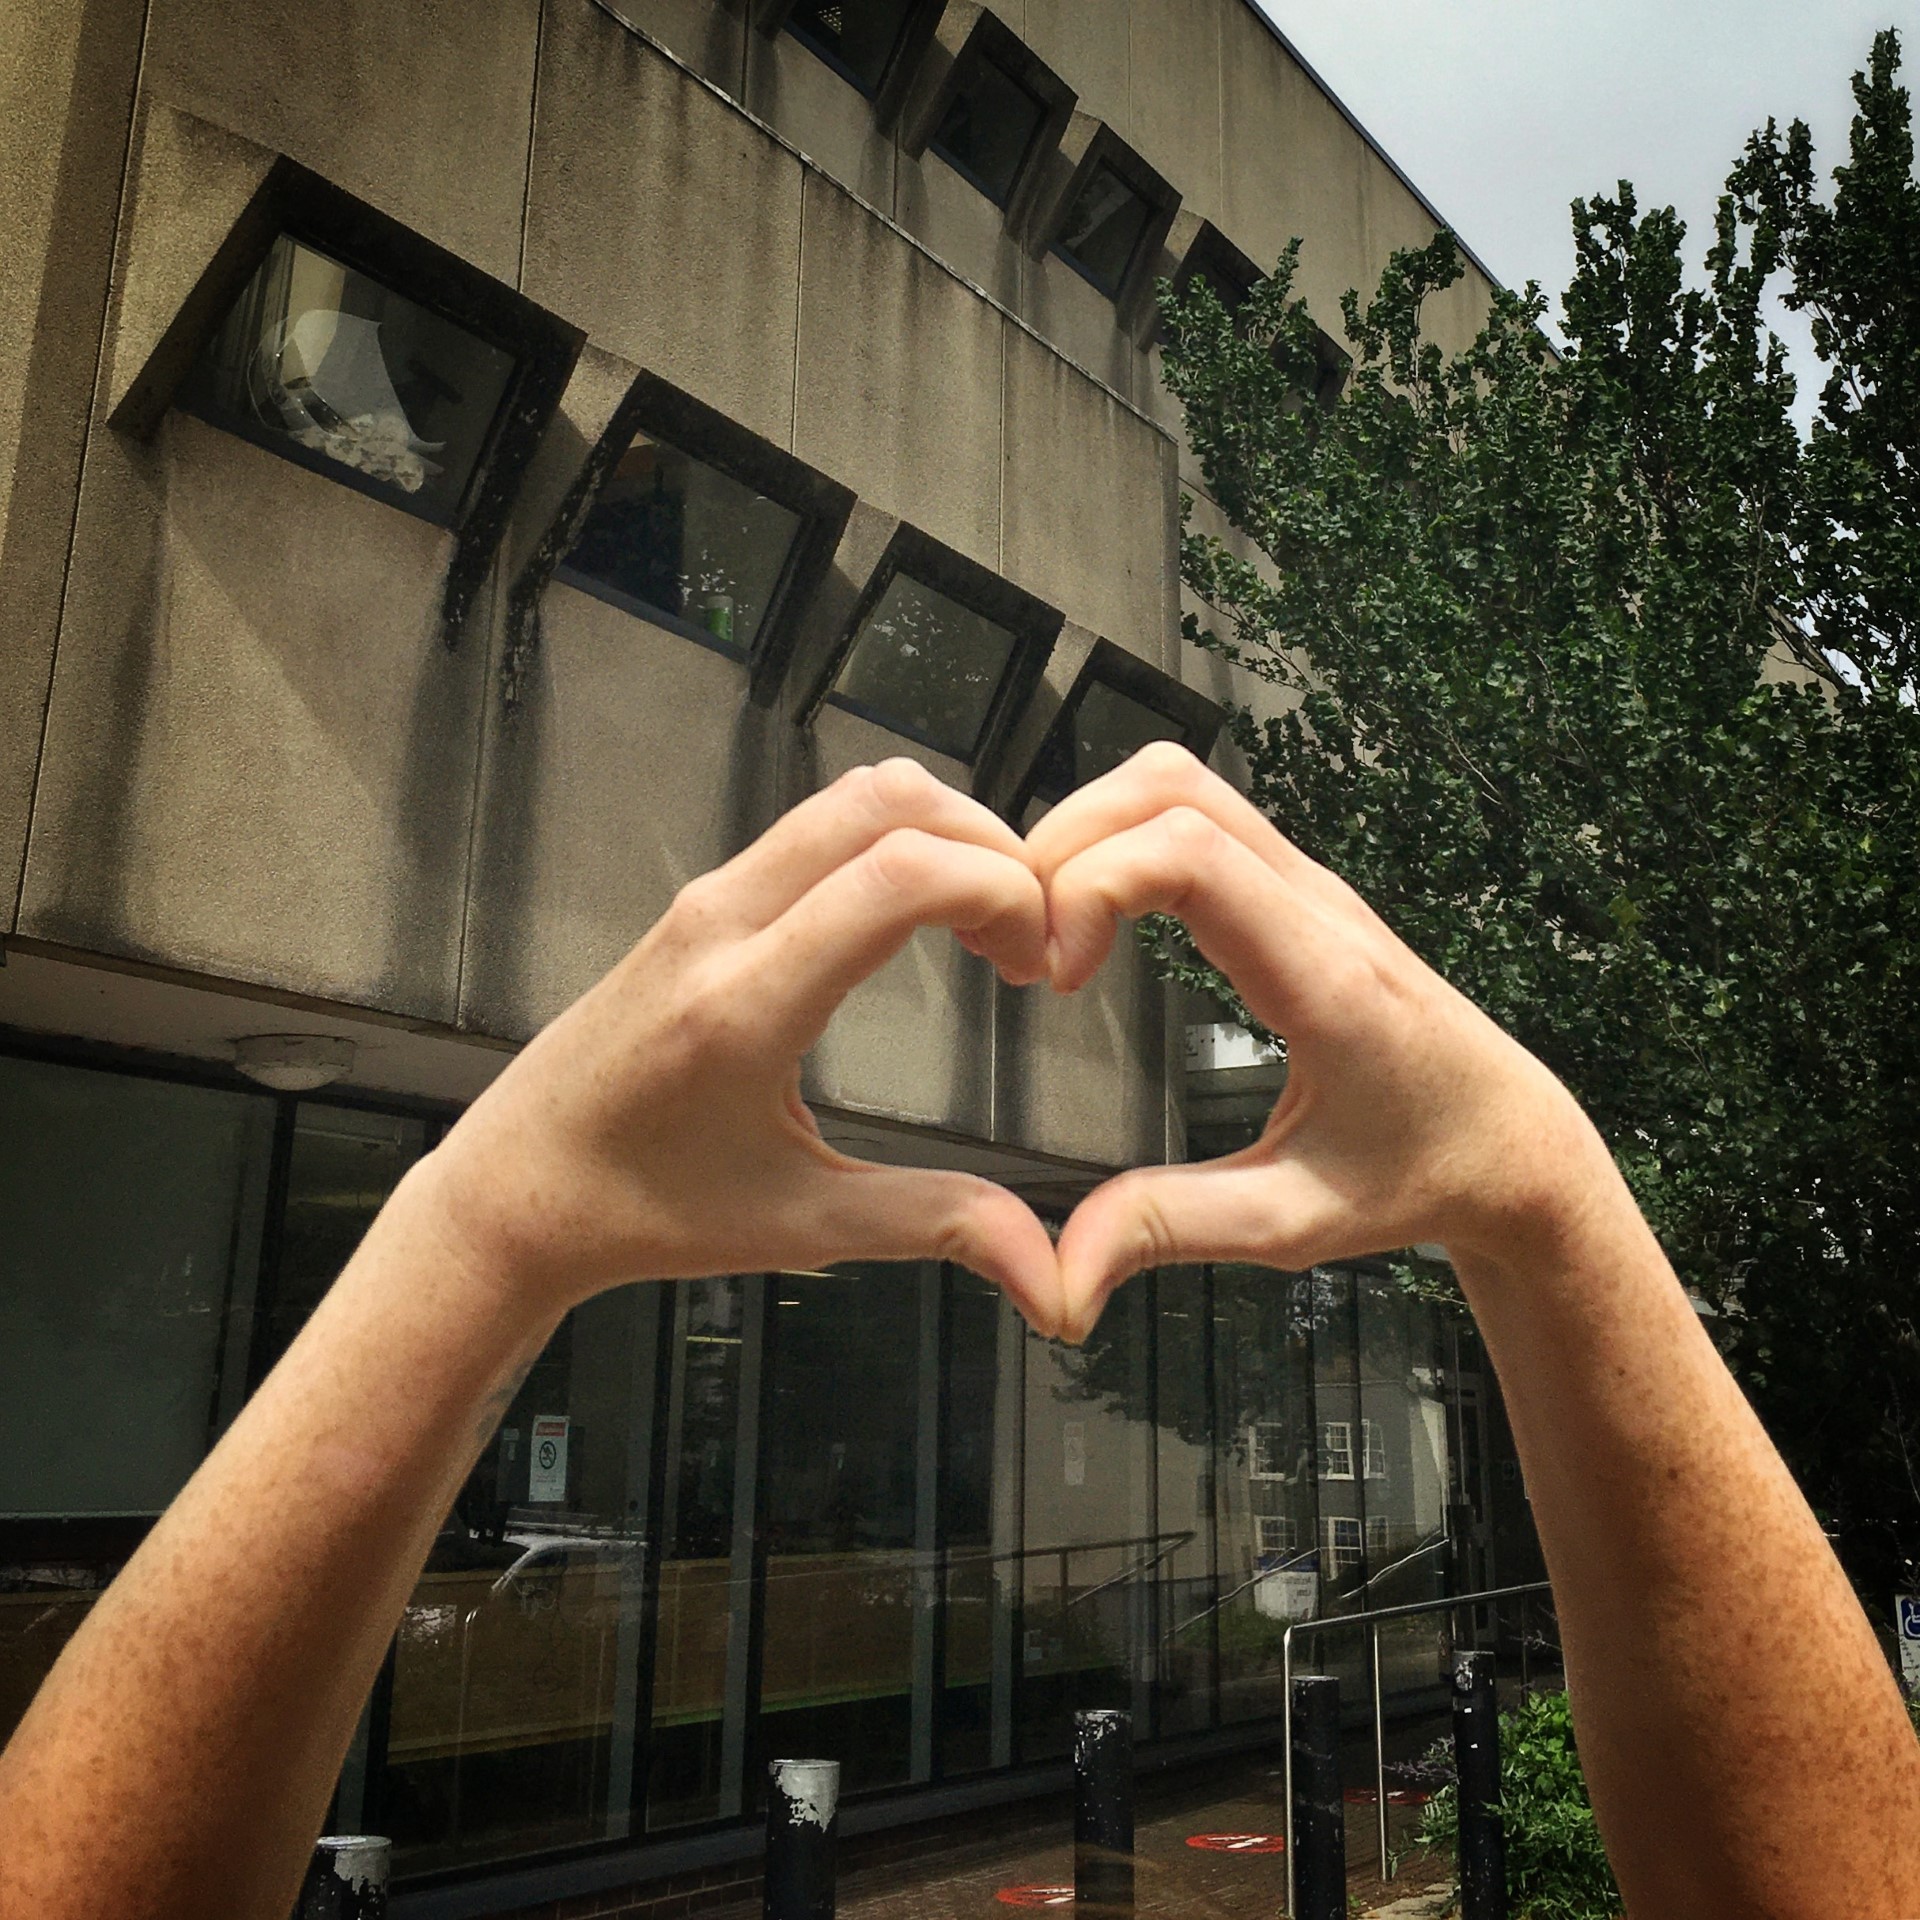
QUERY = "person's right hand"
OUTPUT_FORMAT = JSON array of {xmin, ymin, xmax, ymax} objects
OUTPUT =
[
  {"xmin": 1026, "ymin": 744, "xmax": 1621, "ymax": 1339},
  {"xmin": 411, "ymin": 759, "xmax": 1065, "ymax": 1335}
]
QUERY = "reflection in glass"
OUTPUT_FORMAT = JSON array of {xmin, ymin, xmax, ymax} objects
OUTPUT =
[
  {"xmin": 759, "ymin": 1266, "xmax": 922, "ymax": 1792},
  {"xmin": 387, "ymin": 1285, "xmax": 655, "ymax": 1872},
  {"xmin": 178, "ymin": 234, "xmax": 516, "ymax": 522},
  {"xmin": 649, "ymin": 1278, "xmax": 746, "ymax": 1828},
  {"xmin": 560, "ymin": 432, "xmax": 804, "ymax": 657},
  {"xmin": 0, "ymin": 1056, "xmax": 275, "ymax": 1752},
  {"xmin": 1153, "ymin": 1270, "xmax": 1215, "ymax": 1736},
  {"xmin": 1054, "ymin": 162, "xmax": 1155, "ymax": 297},
  {"xmin": 1027, "ymin": 676, "xmax": 1187, "ymax": 817},
  {"xmin": 787, "ymin": 0, "xmax": 918, "ymax": 93},
  {"xmin": 1211, "ymin": 1266, "xmax": 1316, "ymax": 1725},
  {"xmin": 830, "ymin": 571, "xmax": 1018, "ymax": 760},
  {"xmin": 1019, "ymin": 1289, "xmax": 1153, "ymax": 1759},
  {"xmin": 931, "ymin": 57, "xmax": 1045, "ymax": 205}
]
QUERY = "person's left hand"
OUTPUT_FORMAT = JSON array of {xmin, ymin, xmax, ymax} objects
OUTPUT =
[{"xmin": 415, "ymin": 759, "xmax": 1066, "ymax": 1335}]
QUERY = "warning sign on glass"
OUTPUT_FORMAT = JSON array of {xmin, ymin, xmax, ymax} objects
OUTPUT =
[{"xmin": 529, "ymin": 1414, "xmax": 570, "ymax": 1503}]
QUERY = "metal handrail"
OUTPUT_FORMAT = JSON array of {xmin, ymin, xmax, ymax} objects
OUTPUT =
[{"xmin": 1280, "ymin": 1578, "xmax": 1556, "ymax": 1916}]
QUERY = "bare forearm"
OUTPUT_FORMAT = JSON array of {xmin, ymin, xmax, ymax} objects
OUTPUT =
[
  {"xmin": 1454, "ymin": 1146, "xmax": 1920, "ymax": 1919},
  {"xmin": 0, "ymin": 1165, "xmax": 557, "ymax": 1920}
]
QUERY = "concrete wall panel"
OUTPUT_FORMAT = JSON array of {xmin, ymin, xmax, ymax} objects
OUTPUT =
[
  {"xmin": 19, "ymin": 414, "xmax": 483, "ymax": 1017},
  {"xmin": 604, "ymin": 0, "xmax": 748, "ymax": 95},
  {"xmin": 1017, "ymin": 251, "xmax": 1141, "ymax": 402},
  {"xmin": 894, "ymin": 147, "xmax": 1025, "ymax": 309},
  {"xmin": 525, "ymin": 6, "xmax": 804, "ymax": 450},
  {"xmin": 460, "ymin": 585, "xmax": 766, "ymax": 1039},
  {"xmin": 795, "ymin": 173, "xmax": 1005, "ymax": 570},
  {"xmin": 1021, "ymin": 0, "xmax": 1128, "ymax": 140},
  {"xmin": 1001, "ymin": 323, "xmax": 1177, "ymax": 668},
  {"xmin": 798, "ymin": 701, "xmax": 995, "ymax": 1137},
  {"xmin": 0, "ymin": 0, "xmax": 146, "ymax": 931},
  {"xmin": 996, "ymin": 938, "xmax": 1164, "ymax": 1169},
  {"xmin": 1128, "ymin": 0, "xmax": 1223, "ymax": 229},
  {"xmin": 744, "ymin": 23, "xmax": 896, "ymax": 215},
  {"xmin": 141, "ymin": 0, "xmax": 539, "ymax": 281}
]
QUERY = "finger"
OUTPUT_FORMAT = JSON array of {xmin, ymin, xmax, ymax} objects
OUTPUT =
[
  {"xmin": 695, "ymin": 760, "xmax": 1031, "ymax": 936},
  {"xmin": 818, "ymin": 1163, "xmax": 1065, "ymax": 1336},
  {"xmin": 1056, "ymin": 1159, "xmax": 1347, "ymax": 1342},
  {"xmin": 744, "ymin": 831, "xmax": 1047, "ymax": 1051},
  {"xmin": 1045, "ymin": 807, "xmax": 1344, "ymax": 1026},
  {"xmin": 1025, "ymin": 741, "xmax": 1337, "ymax": 903}
]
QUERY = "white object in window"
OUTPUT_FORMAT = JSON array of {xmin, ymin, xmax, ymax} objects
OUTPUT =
[{"xmin": 1319, "ymin": 1420, "xmax": 1354, "ymax": 1480}]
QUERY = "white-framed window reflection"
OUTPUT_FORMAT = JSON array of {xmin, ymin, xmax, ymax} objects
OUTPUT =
[{"xmin": 1318, "ymin": 1420, "xmax": 1354, "ymax": 1480}]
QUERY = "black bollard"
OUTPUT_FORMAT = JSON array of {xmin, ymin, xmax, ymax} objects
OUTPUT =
[
  {"xmin": 765, "ymin": 1758, "xmax": 839, "ymax": 1920},
  {"xmin": 1073, "ymin": 1707, "xmax": 1134, "ymax": 1916},
  {"xmin": 1289, "ymin": 1675, "xmax": 1344, "ymax": 1920},
  {"xmin": 293, "ymin": 1836, "xmax": 389, "ymax": 1920},
  {"xmin": 1452, "ymin": 1652, "xmax": 1507, "ymax": 1920}
]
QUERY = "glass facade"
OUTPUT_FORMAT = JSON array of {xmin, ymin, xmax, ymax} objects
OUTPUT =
[
  {"xmin": 786, "ymin": 0, "xmax": 919, "ymax": 95},
  {"xmin": 0, "ymin": 1043, "xmax": 1535, "ymax": 1893},
  {"xmin": 178, "ymin": 233, "xmax": 517, "ymax": 523},
  {"xmin": 558, "ymin": 430, "xmax": 805, "ymax": 658},
  {"xmin": 931, "ymin": 57, "xmax": 1046, "ymax": 206},
  {"xmin": 829, "ymin": 570, "xmax": 1020, "ymax": 761},
  {"xmin": 1053, "ymin": 162, "xmax": 1156, "ymax": 297}
]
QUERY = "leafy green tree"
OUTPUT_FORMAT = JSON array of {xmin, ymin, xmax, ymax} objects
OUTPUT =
[{"xmin": 1155, "ymin": 31, "xmax": 1920, "ymax": 1612}]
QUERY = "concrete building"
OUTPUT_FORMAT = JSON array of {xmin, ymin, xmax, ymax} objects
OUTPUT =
[{"xmin": 0, "ymin": 1, "xmax": 1537, "ymax": 1911}]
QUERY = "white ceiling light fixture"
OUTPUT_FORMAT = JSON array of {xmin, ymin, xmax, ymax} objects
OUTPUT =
[{"xmin": 232, "ymin": 1033, "xmax": 357, "ymax": 1092}]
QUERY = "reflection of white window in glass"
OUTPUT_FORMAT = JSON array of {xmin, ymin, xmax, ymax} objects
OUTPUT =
[
  {"xmin": 1324, "ymin": 1515, "xmax": 1363, "ymax": 1571},
  {"xmin": 1366, "ymin": 1515, "xmax": 1391, "ymax": 1552},
  {"xmin": 1248, "ymin": 1421, "xmax": 1292, "ymax": 1481},
  {"xmin": 1255, "ymin": 1514, "xmax": 1298, "ymax": 1556},
  {"xmin": 1363, "ymin": 1418, "xmax": 1389, "ymax": 1480},
  {"xmin": 1318, "ymin": 1421, "xmax": 1354, "ymax": 1480}
]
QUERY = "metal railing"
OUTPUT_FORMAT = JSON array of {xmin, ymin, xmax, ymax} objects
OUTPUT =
[{"xmin": 1281, "ymin": 1579, "xmax": 1556, "ymax": 1916}]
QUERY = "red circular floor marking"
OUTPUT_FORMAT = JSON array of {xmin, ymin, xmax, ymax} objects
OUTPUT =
[
  {"xmin": 1185, "ymin": 1832, "xmax": 1287, "ymax": 1853},
  {"xmin": 995, "ymin": 1887, "xmax": 1076, "ymax": 1907}
]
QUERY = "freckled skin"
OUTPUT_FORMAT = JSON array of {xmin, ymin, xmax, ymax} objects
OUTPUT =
[{"xmin": 2, "ymin": 746, "xmax": 1916, "ymax": 1919}]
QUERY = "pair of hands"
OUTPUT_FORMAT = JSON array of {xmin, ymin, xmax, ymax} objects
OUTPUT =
[{"xmin": 424, "ymin": 745, "xmax": 1603, "ymax": 1342}]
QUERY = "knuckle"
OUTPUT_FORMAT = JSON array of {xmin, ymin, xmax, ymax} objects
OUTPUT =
[
  {"xmin": 863, "ymin": 826, "xmax": 934, "ymax": 899},
  {"xmin": 1158, "ymin": 804, "xmax": 1223, "ymax": 862},
  {"xmin": 864, "ymin": 756, "xmax": 941, "ymax": 817},
  {"xmin": 1137, "ymin": 738, "xmax": 1205, "ymax": 789}
]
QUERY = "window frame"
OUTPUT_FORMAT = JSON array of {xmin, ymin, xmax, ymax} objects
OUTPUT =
[
  {"xmin": 805, "ymin": 524, "xmax": 1062, "ymax": 769},
  {"xmin": 1254, "ymin": 1513, "xmax": 1298, "ymax": 1557},
  {"xmin": 1324, "ymin": 1514, "xmax": 1364, "ymax": 1572},
  {"xmin": 1034, "ymin": 127, "xmax": 1179, "ymax": 309},
  {"xmin": 1246, "ymin": 1419, "xmax": 1293, "ymax": 1482},
  {"xmin": 1362, "ymin": 1416, "xmax": 1389, "ymax": 1481},
  {"xmin": 1006, "ymin": 637, "xmax": 1225, "ymax": 822},
  {"xmin": 543, "ymin": 372, "xmax": 855, "ymax": 697},
  {"xmin": 1318, "ymin": 1420, "xmax": 1355, "ymax": 1482},
  {"xmin": 109, "ymin": 156, "xmax": 582, "ymax": 646},
  {"xmin": 762, "ymin": 0, "xmax": 944, "ymax": 112}
]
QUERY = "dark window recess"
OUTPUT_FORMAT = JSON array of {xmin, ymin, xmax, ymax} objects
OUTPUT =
[
  {"xmin": 176, "ymin": 233, "xmax": 516, "ymax": 526},
  {"xmin": 1053, "ymin": 162, "xmax": 1156, "ymax": 298},
  {"xmin": 1030, "ymin": 678, "xmax": 1186, "ymax": 808},
  {"xmin": 557, "ymin": 430, "xmax": 804, "ymax": 658},
  {"xmin": 786, "ymin": 0, "xmax": 918, "ymax": 94},
  {"xmin": 930, "ymin": 57, "xmax": 1047, "ymax": 206},
  {"xmin": 828, "ymin": 571, "xmax": 1020, "ymax": 761}
]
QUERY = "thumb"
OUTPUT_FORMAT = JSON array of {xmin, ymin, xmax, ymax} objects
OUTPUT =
[
  {"xmin": 1056, "ymin": 1157, "xmax": 1346, "ymax": 1342},
  {"xmin": 822, "ymin": 1163, "xmax": 1065, "ymax": 1338}
]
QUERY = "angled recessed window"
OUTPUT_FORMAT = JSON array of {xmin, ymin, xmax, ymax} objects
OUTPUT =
[
  {"xmin": 176, "ymin": 234, "xmax": 517, "ymax": 527},
  {"xmin": 816, "ymin": 531, "xmax": 1060, "ymax": 766},
  {"xmin": 1016, "ymin": 638, "xmax": 1225, "ymax": 821},
  {"xmin": 930, "ymin": 53, "xmax": 1047, "ymax": 206},
  {"xmin": 1053, "ymin": 161, "xmax": 1156, "ymax": 298},
  {"xmin": 559, "ymin": 430, "xmax": 804, "ymax": 659},
  {"xmin": 537, "ymin": 373, "xmax": 852, "ymax": 688},
  {"xmin": 787, "ymin": 0, "xmax": 919, "ymax": 94}
]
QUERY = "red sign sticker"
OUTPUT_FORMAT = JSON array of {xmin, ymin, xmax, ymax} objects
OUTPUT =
[
  {"xmin": 1186, "ymin": 1833, "xmax": 1287, "ymax": 1853},
  {"xmin": 995, "ymin": 1886, "xmax": 1076, "ymax": 1906}
]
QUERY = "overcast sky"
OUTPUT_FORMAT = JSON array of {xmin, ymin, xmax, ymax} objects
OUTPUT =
[{"xmin": 1248, "ymin": 0, "xmax": 1917, "ymax": 406}]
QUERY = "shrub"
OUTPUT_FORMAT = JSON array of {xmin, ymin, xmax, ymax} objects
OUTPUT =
[{"xmin": 1416, "ymin": 1689, "xmax": 1621, "ymax": 1920}]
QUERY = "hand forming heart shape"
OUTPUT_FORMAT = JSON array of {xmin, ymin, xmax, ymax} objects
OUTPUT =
[{"xmin": 421, "ymin": 742, "xmax": 1603, "ymax": 1345}]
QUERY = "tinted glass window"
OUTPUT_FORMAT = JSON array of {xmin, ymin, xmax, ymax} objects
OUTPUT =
[
  {"xmin": 1054, "ymin": 162, "xmax": 1155, "ymax": 296},
  {"xmin": 561, "ymin": 431, "xmax": 803, "ymax": 657},
  {"xmin": 830, "ymin": 571, "xmax": 1018, "ymax": 760},
  {"xmin": 931, "ymin": 57, "xmax": 1046, "ymax": 205},
  {"xmin": 1030, "ymin": 677, "xmax": 1185, "ymax": 812},
  {"xmin": 787, "ymin": 0, "xmax": 917, "ymax": 93},
  {"xmin": 178, "ymin": 233, "xmax": 516, "ymax": 523}
]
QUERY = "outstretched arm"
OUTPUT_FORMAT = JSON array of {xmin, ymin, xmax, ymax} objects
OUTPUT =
[
  {"xmin": 1028, "ymin": 743, "xmax": 1920, "ymax": 1920},
  {"xmin": 0, "ymin": 762, "xmax": 1065, "ymax": 1920}
]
